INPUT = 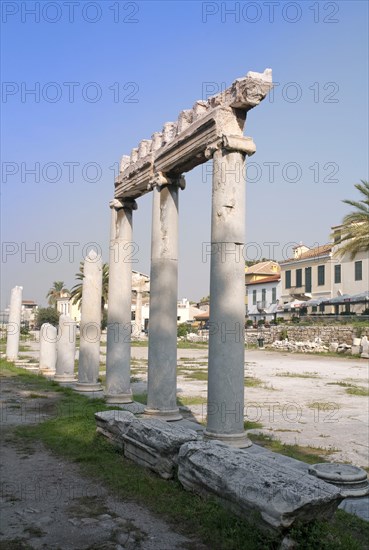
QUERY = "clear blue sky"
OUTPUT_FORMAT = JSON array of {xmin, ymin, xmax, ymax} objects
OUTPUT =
[{"xmin": 1, "ymin": 0, "xmax": 368, "ymax": 307}]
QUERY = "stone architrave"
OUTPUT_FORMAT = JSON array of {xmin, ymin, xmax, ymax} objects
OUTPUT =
[
  {"xmin": 178, "ymin": 441, "xmax": 342, "ymax": 533},
  {"xmin": 204, "ymin": 137, "xmax": 256, "ymax": 448},
  {"xmin": 6, "ymin": 286, "xmax": 23, "ymax": 361},
  {"xmin": 76, "ymin": 250, "xmax": 103, "ymax": 392},
  {"xmin": 144, "ymin": 175, "xmax": 184, "ymax": 421},
  {"xmin": 105, "ymin": 199, "xmax": 137, "ymax": 403},
  {"xmin": 54, "ymin": 315, "xmax": 76, "ymax": 382},
  {"xmin": 39, "ymin": 323, "xmax": 57, "ymax": 374}
]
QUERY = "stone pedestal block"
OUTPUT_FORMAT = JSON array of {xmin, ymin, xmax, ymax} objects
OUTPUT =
[{"xmin": 178, "ymin": 441, "xmax": 343, "ymax": 532}]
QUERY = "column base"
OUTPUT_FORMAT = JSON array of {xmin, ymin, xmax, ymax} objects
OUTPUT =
[
  {"xmin": 143, "ymin": 407, "xmax": 183, "ymax": 422},
  {"xmin": 105, "ymin": 391, "xmax": 133, "ymax": 404},
  {"xmin": 75, "ymin": 382, "xmax": 103, "ymax": 392},
  {"xmin": 39, "ymin": 368, "xmax": 56, "ymax": 376},
  {"xmin": 203, "ymin": 430, "xmax": 252, "ymax": 448},
  {"xmin": 54, "ymin": 374, "xmax": 77, "ymax": 383}
]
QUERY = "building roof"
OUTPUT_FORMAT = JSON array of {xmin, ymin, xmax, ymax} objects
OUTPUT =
[
  {"xmin": 281, "ymin": 244, "xmax": 333, "ymax": 264},
  {"xmin": 245, "ymin": 261, "xmax": 280, "ymax": 275},
  {"xmin": 22, "ymin": 300, "xmax": 37, "ymax": 305},
  {"xmin": 246, "ymin": 275, "xmax": 280, "ymax": 286}
]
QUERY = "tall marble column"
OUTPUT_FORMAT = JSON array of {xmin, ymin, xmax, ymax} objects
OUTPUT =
[
  {"xmin": 76, "ymin": 250, "xmax": 103, "ymax": 391},
  {"xmin": 105, "ymin": 199, "xmax": 137, "ymax": 403},
  {"xmin": 204, "ymin": 136, "xmax": 255, "ymax": 447},
  {"xmin": 135, "ymin": 289, "xmax": 143, "ymax": 336},
  {"xmin": 6, "ymin": 285, "xmax": 23, "ymax": 361},
  {"xmin": 39, "ymin": 323, "xmax": 57, "ymax": 374},
  {"xmin": 54, "ymin": 315, "xmax": 76, "ymax": 382},
  {"xmin": 144, "ymin": 174, "xmax": 184, "ymax": 421}
]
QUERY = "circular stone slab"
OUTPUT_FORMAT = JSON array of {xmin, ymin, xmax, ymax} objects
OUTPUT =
[{"xmin": 309, "ymin": 463, "xmax": 369, "ymax": 497}]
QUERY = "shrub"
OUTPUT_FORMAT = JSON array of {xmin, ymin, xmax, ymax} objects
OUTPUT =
[{"xmin": 35, "ymin": 308, "xmax": 60, "ymax": 328}]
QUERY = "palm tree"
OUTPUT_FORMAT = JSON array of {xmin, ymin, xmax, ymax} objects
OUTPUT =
[
  {"xmin": 70, "ymin": 262, "xmax": 109, "ymax": 315},
  {"xmin": 332, "ymin": 180, "xmax": 369, "ymax": 258},
  {"xmin": 46, "ymin": 281, "xmax": 69, "ymax": 309}
]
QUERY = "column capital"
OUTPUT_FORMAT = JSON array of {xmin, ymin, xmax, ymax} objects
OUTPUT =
[
  {"xmin": 205, "ymin": 134, "xmax": 256, "ymax": 159},
  {"xmin": 147, "ymin": 172, "xmax": 185, "ymax": 191},
  {"xmin": 109, "ymin": 198, "xmax": 138, "ymax": 211}
]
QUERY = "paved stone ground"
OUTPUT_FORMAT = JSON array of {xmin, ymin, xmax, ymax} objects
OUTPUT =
[{"xmin": 0, "ymin": 368, "xmax": 209, "ymax": 550}]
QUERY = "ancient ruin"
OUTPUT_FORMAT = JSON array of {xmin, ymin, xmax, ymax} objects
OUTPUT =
[{"xmin": 107, "ymin": 68, "xmax": 273, "ymax": 445}]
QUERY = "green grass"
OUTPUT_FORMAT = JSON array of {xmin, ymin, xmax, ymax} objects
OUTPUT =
[
  {"xmin": 183, "ymin": 370, "xmax": 208, "ymax": 381},
  {"xmin": 345, "ymin": 385, "xmax": 369, "ymax": 397},
  {"xmin": 248, "ymin": 433, "xmax": 338, "ymax": 464},
  {"xmin": 3, "ymin": 359, "xmax": 369, "ymax": 550},
  {"xmin": 244, "ymin": 376, "xmax": 263, "ymax": 387},
  {"xmin": 178, "ymin": 395, "xmax": 207, "ymax": 406}
]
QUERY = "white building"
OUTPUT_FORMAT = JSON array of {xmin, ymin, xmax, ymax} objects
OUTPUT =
[{"xmin": 246, "ymin": 275, "xmax": 281, "ymax": 321}]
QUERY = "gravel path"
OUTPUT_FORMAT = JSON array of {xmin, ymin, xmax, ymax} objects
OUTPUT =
[{"xmin": 0, "ymin": 369, "xmax": 208, "ymax": 550}]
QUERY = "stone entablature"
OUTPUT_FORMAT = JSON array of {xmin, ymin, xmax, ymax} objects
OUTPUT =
[{"xmin": 115, "ymin": 69, "xmax": 272, "ymax": 199}]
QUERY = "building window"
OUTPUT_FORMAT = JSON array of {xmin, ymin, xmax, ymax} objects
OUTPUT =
[
  {"xmin": 355, "ymin": 261, "xmax": 362, "ymax": 281},
  {"xmin": 319, "ymin": 303, "xmax": 325, "ymax": 313},
  {"xmin": 272, "ymin": 287, "xmax": 277, "ymax": 303},
  {"xmin": 317, "ymin": 265, "xmax": 325, "ymax": 286},
  {"xmin": 252, "ymin": 290, "xmax": 257, "ymax": 305},
  {"xmin": 262, "ymin": 289, "xmax": 266, "ymax": 303},
  {"xmin": 334, "ymin": 264, "xmax": 341, "ymax": 284},
  {"xmin": 305, "ymin": 267, "xmax": 312, "ymax": 293},
  {"xmin": 296, "ymin": 269, "xmax": 302, "ymax": 288},
  {"xmin": 285, "ymin": 270, "xmax": 291, "ymax": 289}
]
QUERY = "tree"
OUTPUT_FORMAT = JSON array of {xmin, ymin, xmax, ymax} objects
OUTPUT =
[
  {"xmin": 46, "ymin": 281, "xmax": 69, "ymax": 309},
  {"xmin": 70, "ymin": 262, "xmax": 109, "ymax": 316},
  {"xmin": 36, "ymin": 307, "xmax": 60, "ymax": 328},
  {"xmin": 332, "ymin": 180, "xmax": 369, "ymax": 258}
]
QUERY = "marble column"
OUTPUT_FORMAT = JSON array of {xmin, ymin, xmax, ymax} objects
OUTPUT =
[
  {"xmin": 105, "ymin": 199, "xmax": 137, "ymax": 403},
  {"xmin": 135, "ymin": 289, "xmax": 143, "ymax": 336},
  {"xmin": 76, "ymin": 250, "xmax": 103, "ymax": 391},
  {"xmin": 204, "ymin": 137, "xmax": 255, "ymax": 447},
  {"xmin": 54, "ymin": 315, "xmax": 76, "ymax": 382},
  {"xmin": 6, "ymin": 285, "xmax": 23, "ymax": 361},
  {"xmin": 144, "ymin": 174, "xmax": 184, "ymax": 421},
  {"xmin": 39, "ymin": 323, "xmax": 57, "ymax": 374}
]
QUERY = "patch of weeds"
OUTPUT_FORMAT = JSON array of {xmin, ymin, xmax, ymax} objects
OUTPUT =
[
  {"xmin": 133, "ymin": 392, "xmax": 147, "ymax": 405},
  {"xmin": 178, "ymin": 396, "xmax": 207, "ymax": 406},
  {"xmin": 249, "ymin": 433, "xmax": 338, "ymax": 464},
  {"xmin": 290, "ymin": 509, "xmax": 369, "ymax": 550},
  {"xmin": 244, "ymin": 376, "xmax": 263, "ymax": 387},
  {"xmin": 345, "ymin": 385, "xmax": 369, "ymax": 397},
  {"xmin": 244, "ymin": 420, "xmax": 263, "ymax": 430},
  {"xmin": 28, "ymin": 393, "xmax": 48, "ymax": 399},
  {"xmin": 68, "ymin": 496, "xmax": 114, "ymax": 519},
  {"xmin": 184, "ymin": 370, "xmax": 208, "ymax": 381},
  {"xmin": 23, "ymin": 525, "xmax": 46, "ymax": 538},
  {"xmin": 0, "ymin": 538, "xmax": 34, "ymax": 549}
]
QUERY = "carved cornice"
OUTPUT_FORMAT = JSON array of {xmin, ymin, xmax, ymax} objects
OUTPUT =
[{"xmin": 115, "ymin": 69, "xmax": 272, "ymax": 199}]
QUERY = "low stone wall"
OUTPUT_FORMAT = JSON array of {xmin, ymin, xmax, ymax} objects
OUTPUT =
[{"xmin": 245, "ymin": 325, "xmax": 369, "ymax": 346}]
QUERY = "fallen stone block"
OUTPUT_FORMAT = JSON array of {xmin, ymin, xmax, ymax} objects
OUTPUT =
[
  {"xmin": 178, "ymin": 441, "xmax": 342, "ymax": 533},
  {"xmin": 95, "ymin": 410, "xmax": 199, "ymax": 479},
  {"xmin": 95, "ymin": 410, "xmax": 135, "ymax": 449}
]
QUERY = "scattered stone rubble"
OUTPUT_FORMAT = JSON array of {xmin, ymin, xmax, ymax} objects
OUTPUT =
[{"xmin": 270, "ymin": 335, "xmax": 369, "ymax": 356}]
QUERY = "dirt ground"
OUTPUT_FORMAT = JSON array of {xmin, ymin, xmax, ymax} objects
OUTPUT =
[{"xmin": 0, "ymin": 370, "xmax": 208, "ymax": 550}]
